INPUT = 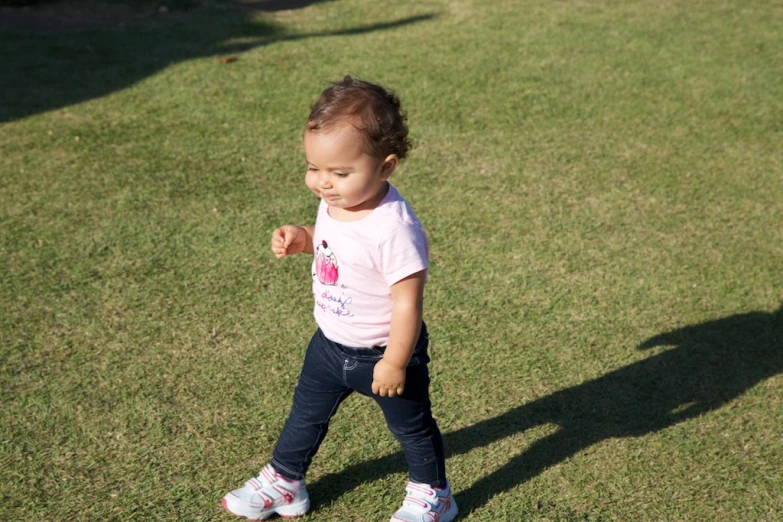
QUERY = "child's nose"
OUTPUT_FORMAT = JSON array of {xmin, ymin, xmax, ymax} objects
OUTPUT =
[{"xmin": 319, "ymin": 172, "xmax": 333, "ymax": 188}]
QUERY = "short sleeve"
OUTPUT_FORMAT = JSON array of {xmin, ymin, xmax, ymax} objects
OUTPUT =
[{"xmin": 378, "ymin": 221, "xmax": 429, "ymax": 286}]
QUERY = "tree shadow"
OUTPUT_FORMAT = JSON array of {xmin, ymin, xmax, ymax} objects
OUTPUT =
[
  {"xmin": 308, "ymin": 306, "xmax": 783, "ymax": 516},
  {"xmin": 232, "ymin": 0, "xmax": 336, "ymax": 12},
  {"xmin": 0, "ymin": 5, "xmax": 436, "ymax": 123}
]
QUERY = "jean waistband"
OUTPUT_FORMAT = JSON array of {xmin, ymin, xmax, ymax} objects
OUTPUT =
[
  {"xmin": 336, "ymin": 344, "xmax": 386, "ymax": 357},
  {"xmin": 318, "ymin": 322, "xmax": 427, "ymax": 358}
]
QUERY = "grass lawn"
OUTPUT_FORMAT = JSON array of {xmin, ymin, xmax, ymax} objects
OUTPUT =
[{"xmin": 1, "ymin": 0, "xmax": 782, "ymax": 520}]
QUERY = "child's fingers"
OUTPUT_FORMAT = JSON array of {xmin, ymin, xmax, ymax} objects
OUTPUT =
[
  {"xmin": 283, "ymin": 227, "xmax": 296, "ymax": 248},
  {"xmin": 271, "ymin": 227, "xmax": 297, "ymax": 257},
  {"xmin": 272, "ymin": 239, "xmax": 288, "ymax": 251},
  {"xmin": 370, "ymin": 383, "xmax": 402, "ymax": 398},
  {"xmin": 372, "ymin": 381, "xmax": 391, "ymax": 396},
  {"xmin": 272, "ymin": 225, "xmax": 295, "ymax": 249},
  {"xmin": 271, "ymin": 228, "xmax": 286, "ymax": 246}
]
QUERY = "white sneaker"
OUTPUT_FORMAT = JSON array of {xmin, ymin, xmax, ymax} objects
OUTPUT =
[
  {"xmin": 222, "ymin": 464, "xmax": 310, "ymax": 520},
  {"xmin": 390, "ymin": 481, "xmax": 458, "ymax": 522}
]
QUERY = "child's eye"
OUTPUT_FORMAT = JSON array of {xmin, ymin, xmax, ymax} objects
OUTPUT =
[
  {"xmin": 307, "ymin": 166, "xmax": 317, "ymax": 171},
  {"xmin": 335, "ymin": 172, "xmax": 349, "ymax": 178}
]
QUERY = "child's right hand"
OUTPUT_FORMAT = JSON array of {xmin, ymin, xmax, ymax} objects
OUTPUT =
[{"xmin": 271, "ymin": 225, "xmax": 307, "ymax": 259}]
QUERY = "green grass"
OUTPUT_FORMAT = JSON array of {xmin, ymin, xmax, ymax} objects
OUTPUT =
[{"xmin": 2, "ymin": 0, "xmax": 782, "ymax": 520}]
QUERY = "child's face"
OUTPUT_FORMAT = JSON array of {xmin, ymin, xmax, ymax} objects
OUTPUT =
[{"xmin": 304, "ymin": 123, "xmax": 396, "ymax": 214}]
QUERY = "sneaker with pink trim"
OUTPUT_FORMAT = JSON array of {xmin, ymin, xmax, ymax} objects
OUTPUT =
[
  {"xmin": 390, "ymin": 481, "xmax": 458, "ymax": 522},
  {"xmin": 222, "ymin": 464, "xmax": 310, "ymax": 520}
]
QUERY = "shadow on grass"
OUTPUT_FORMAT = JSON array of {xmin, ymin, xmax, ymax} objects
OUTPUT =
[
  {"xmin": 234, "ymin": 0, "xmax": 335, "ymax": 11},
  {"xmin": 0, "ymin": 5, "xmax": 436, "ymax": 123},
  {"xmin": 308, "ymin": 306, "xmax": 783, "ymax": 516}
]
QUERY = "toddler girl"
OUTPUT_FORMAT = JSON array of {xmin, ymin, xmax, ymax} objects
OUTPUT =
[{"xmin": 222, "ymin": 76, "xmax": 457, "ymax": 522}]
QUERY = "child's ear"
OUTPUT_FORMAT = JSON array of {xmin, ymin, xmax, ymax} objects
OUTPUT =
[{"xmin": 380, "ymin": 154, "xmax": 399, "ymax": 180}]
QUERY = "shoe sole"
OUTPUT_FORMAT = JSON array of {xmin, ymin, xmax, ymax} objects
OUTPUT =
[
  {"xmin": 389, "ymin": 497, "xmax": 458, "ymax": 522},
  {"xmin": 442, "ymin": 501, "xmax": 458, "ymax": 522},
  {"xmin": 221, "ymin": 496, "xmax": 311, "ymax": 520}
]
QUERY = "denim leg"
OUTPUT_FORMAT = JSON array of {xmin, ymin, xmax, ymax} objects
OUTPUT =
[
  {"xmin": 341, "ymin": 327, "xmax": 447, "ymax": 487},
  {"xmin": 271, "ymin": 330, "xmax": 352, "ymax": 480},
  {"xmin": 372, "ymin": 362, "xmax": 446, "ymax": 487}
]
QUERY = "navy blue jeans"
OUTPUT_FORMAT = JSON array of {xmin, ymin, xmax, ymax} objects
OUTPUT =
[{"xmin": 271, "ymin": 324, "xmax": 446, "ymax": 487}]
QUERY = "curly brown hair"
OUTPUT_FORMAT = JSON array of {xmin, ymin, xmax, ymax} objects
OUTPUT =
[{"xmin": 306, "ymin": 76, "xmax": 412, "ymax": 160}]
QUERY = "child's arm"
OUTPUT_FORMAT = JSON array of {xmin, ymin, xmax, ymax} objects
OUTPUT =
[
  {"xmin": 271, "ymin": 225, "xmax": 315, "ymax": 258},
  {"xmin": 372, "ymin": 270, "xmax": 427, "ymax": 397}
]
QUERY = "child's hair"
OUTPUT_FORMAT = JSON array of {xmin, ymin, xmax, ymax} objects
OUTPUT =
[{"xmin": 306, "ymin": 76, "xmax": 412, "ymax": 160}]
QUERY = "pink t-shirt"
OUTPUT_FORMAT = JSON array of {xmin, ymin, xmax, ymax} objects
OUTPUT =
[{"xmin": 311, "ymin": 184, "xmax": 429, "ymax": 348}]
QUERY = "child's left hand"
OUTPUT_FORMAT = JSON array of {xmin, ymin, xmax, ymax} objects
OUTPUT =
[{"xmin": 372, "ymin": 359, "xmax": 406, "ymax": 397}]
